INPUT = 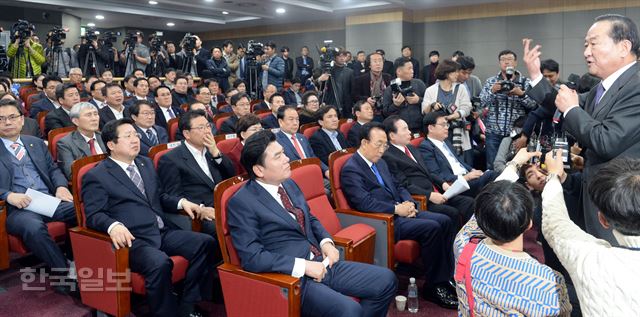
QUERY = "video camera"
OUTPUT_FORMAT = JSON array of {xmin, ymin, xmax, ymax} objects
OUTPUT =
[
  {"xmin": 149, "ymin": 31, "xmax": 164, "ymax": 52},
  {"xmin": 317, "ymin": 40, "xmax": 339, "ymax": 72},
  {"xmin": 245, "ymin": 40, "xmax": 264, "ymax": 64},
  {"xmin": 101, "ymin": 31, "xmax": 119, "ymax": 47},
  {"xmin": 498, "ymin": 66, "xmax": 516, "ymax": 93},
  {"xmin": 10, "ymin": 19, "xmax": 35, "ymax": 43},
  {"xmin": 181, "ymin": 33, "xmax": 198, "ymax": 52},
  {"xmin": 47, "ymin": 26, "xmax": 66, "ymax": 46},
  {"xmin": 125, "ymin": 31, "xmax": 141, "ymax": 48},
  {"xmin": 390, "ymin": 78, "xmax": 416, "ymax": 97}
]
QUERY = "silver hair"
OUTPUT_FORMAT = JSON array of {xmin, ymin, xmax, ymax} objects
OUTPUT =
[{"xmin": 69, "ymin": 102, "xmax": 98, "ymax": 119}]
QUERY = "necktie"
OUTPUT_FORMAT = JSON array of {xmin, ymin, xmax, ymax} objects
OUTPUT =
[
  {"xmin": 146, "ymin": 128, "xmax": 158, "ymax": 145},
  {"xmin": 277, "ymin": 186, "xmax": 321, "ymax": 257},
  {"xmin": 371, "ymin": 163, "xmax": 386, "ymax": 187},
  {"xmin": 205, "ymin": 105, "xmax": 215, "ymax": 119},
  {"xmin": 167, "ymin": 108, "xmax": 176, "ymax": 119},
  {"xmin": 126, "ymin": 164, "xmax": 164, "ymax": 229},
  {"xmin": 10, "ymin": 142, "xmax": 25, "ymax": 161},
  {"xmin": 404, "ymin": 146, "xmax": 416, "ymax": 162},
  {"xmin": 593, "ymin": 83, "xmax": 605, "ymax": 109},
  {"xmin": 291, "ymin": 135, "xmax": 305, "ymax": 159},
  {"xmin": 443, "ymin": 142, "xmax": 468, "ymax": 173},
  {"xmin": 88, "ymin": 139, "xmax": 97, "ymax": 155}
]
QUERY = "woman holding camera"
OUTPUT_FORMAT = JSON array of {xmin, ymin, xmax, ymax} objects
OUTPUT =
[{"xmin": 422, "ymin": 59, "xmax": 473, "ymax": 165}]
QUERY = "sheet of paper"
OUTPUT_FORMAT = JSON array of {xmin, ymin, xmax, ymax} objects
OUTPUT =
[
  {"xmin": 322, "ymin": 257, "xmax": 330, "ymax": 268},
  {"xmin": 25, "ymin": 188, "xmax": 61, "ymax": 218},
  {"xmin": 443, "ymin": 175, "xmax": 470, "ymax": 200}
]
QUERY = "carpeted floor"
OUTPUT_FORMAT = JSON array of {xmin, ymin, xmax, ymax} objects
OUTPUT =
[{"xmin": 0, "ymin": 230, "xmax": 543, "ymax": 317}]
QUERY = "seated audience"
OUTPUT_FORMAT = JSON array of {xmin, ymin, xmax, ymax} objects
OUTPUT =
[
  {"xmin": 88, "ymin": 80, "xmax": 107, "ymax": 109},
  {"xmin": 99, "ymin": 83, "xmax": 129, "ymax": 129},
  {"xmin": 45, "ymin": 83, "xmax": 80, "ymax": 135},
  {"xmin": 205, "ymin": 79, "xmax": 226, "ymax": 107},
  {"xmin": 57, "ymin": 102, "xmax": 106, "ymax": 178},
  {"xmin": 217, "ymin": 88, "xmax": 238, "ymax": 113},
  {"xmin": 130, "ymin": 100, "xmax": 168, "ymax": 155},
  {"xmin": 298, "ymin": 91, "xmax": 320, "ymax": 125},
  {"xmin": 282, "ymin": 78, "xmax": 303, "ymax": 106},
  {"xmin": 220, "ymin": 92, "xmax": 251, "ymax": 134},
  {"xmin": 154, "ymin": 85, "xmax": 184, "ymax": 131},
  {"xmin": 82, "ymin": 118, "xmax": 217, "ymax": 317},
  {"xmin": 276, "ymin": 105, "xmax": 328, "ymax": 177},
  {"xmin": 260, "ymin": 92, "xmax": 285, "ymax": 129},
  {"xmin": 253, "ymin": 84, "xmax": 277, "ymax": 111},
  {"xmin": 226, "ymin": 114, "xmax": 263, "ymax": 175},
  {"xmin": 0, "ymin": 93, "xmax": 41, "ymax": 138},
  {"xmin": 340, "ymin": 122, "xmax": 458, "ymax": 308},
  {"xmin": 171, "ymin": 76, "xmax": 194, "ymax": 108},
  {"xmin": 226, "ymin": 130, "xmax": 397, "ymax": 317},
  {"xmin": 124, "ymin": 77, "xmax": 154, "ymax": 107},
  {"xmin": 193, "ymin": 86, "xmax": 218, "ymax": 120},
  {"xmin": 185, "ymin": 101, "xmax": 217, "ymax": 136},
  {"xmin": 148, "ymin": 76, "xmax": 162, "ymax": 96},
  {"xmin": 309, "ymin": 105, "xmax": 349, "ymax": 166},
  {"xmin": 232, "ymin": 79, "xmax": 247, "ymax": 94},
  {"xmin": 348, "ymin": 100, "xmax": 374, "ymax": 148},
  {"xmin": 31, "ymin": 75, "xmax": 62, "ymax": 118}
]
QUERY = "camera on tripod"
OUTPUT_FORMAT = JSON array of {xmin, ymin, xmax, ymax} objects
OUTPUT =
[
  {"xmin": 47, "ymin": 26, "xmax": 67, "ymax": 46},
  {"xmin": 390, "ymin": 78, "xmax": 416, "ymax": 97},
  {"xmin": 10, "ymin": 19, "xmax": 35, "ymax": 43},
  {"xmin": 181, "ymin": 33, "xmax": 198, "ymax": 52},
  {"xmin": 245, "ymin": 40, "xmax": 264, "ymax": 64},
  {"xmin": 498, "ymin": 66, "xmax": 516, "ymax": 93},
  {"xmin": 149, "ymin": 31, "xmax": 164, "ymax": 52},
  {"xmin": 317, "ymin": 40, "xmax": 339, "ymax": 72},
  {"xmin": 101, "ymin": 31, "xmax": 118, "ymax": 47},
  {"xmin": 125, "ymin": 31, "xmax": 141, "ymax": 47}
]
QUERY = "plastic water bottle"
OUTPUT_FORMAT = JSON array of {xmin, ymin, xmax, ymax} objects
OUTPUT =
[{"xmin": 408, "ymin": 277, "xmax": 419, "ymax": 313}]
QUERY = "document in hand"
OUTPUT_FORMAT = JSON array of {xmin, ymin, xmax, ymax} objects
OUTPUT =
[
  {"xmin": 25, "ymin": 188, "xmax": 61, "ymax": 217},
  {"xmin": 443, "ymin": 175, "xmax": 470, "ymax": 199}
]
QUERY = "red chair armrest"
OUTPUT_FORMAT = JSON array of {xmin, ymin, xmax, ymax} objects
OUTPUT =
[
  {"xmin": 178, "ymin": 209, "xmax": 203, "ymax": 232},
  {"xmin": 412, "ymin": 194, "xmax": 427, "ymax": 211}
]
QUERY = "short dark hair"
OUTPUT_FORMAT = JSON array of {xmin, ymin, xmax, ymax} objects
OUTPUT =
[
  {"xmin": 102, "ymin": 83, "xmax": 122, "ymax": 97},
  {"xmin": 268, "ymin": 92, "xmax": 283, "ymax": 104},
  {"xmin": 498, "ymin": 49, "xmax": 517, "ymax": 60},
  {"xmin": 435, "ymin": 59, "xmax": 461, "ymax": 80},
  {"xmin": 356, "ymin": 50, "xmax": 365, "ymax": 55},
  {"xmin": 179, "ymin": 110, "xmax": 207, "ymax": 133},
  {"xmin": 382, "ymin": 115, "xmax": 402, "ymax": 136},
  {"xmin": 457, "ymin": 56, "xmax": 476, "ymax": 70},
  {"xmin": 43, "ymin": 75, "xmax": 62, "ymax": 88},
  {"xmin": 133, "ymin": 77, "xmax": 148, "ymax": 87},
  {"xmin": 359, "ymin": 121, "xmax": 385, "ymax": 142},
  {"xmin": 595, "ymin": 14, "xmax": 640, "ymax": 56},
  {"xmin": 0, "ymin": 99, "xmax": 23, "ymax": 114},
  {"xmin": 265, "ymin": 41, "xmax": 276, "ymax": 50},
  {"xmin": 277, "ymin": 105, "xmax": 297, "ymax": 120},
  {"xmin": 452, "ymin": 50, "xmax": 465, "ymax": 58},
  {"xmin": 540, "ymin": 59, "xmax": 560, "ymax": 73},
  {"xmin": 186, "ymin": 100, "xmax": 206, "ymax": 111},
  {"xmin": 401, "ymin": 45, "xmax": 411, "ymax": 51},
  {"xmin": 241, "ymin": 130, "xmax": 277, "ymax": 179},
  {"xmin": 236, "ymin": 113, "xmax": 261, "ymax": 139},
  {"xmin": 129, "ymin": 100, "xmax": 154, "ymax": 117},
  {"xmin": 423, "ymin": 111, "xmax": 447, "ymax": 134},
  {"xmin": 174, "ymin": 76, "xmax": 188, "ymax": 84},
  {"xmin": 589, "ymin": 158, "xmax": 640, "ymax": 235},
  {"xmin": 290, "ymin": 78, "xmax": 301, "ymax": 85},
  {"xmin": 148, "ymin": 75, "xmax": 160, "ymax": 82},
  {"xmin": 90, "ymin": 80, "xmax": 106, "ymax": 92},
  {"xmin": 32, "ymin": 73, "xmax": 46, "ymax": 86},
  {"xmin": 233, "ymin": 79, "xmax": 246, "ymax": 88},
  {"xmin": 280, "ymin": 46, "xmax": 289, "ymax": 53},
  {"xmin": 205, "ymin": 78, "xmax": 219, "ymax": 86},
  {"xmin": 154, "ymin": 85, "xmax": 171, "ymax": 96},
  {"xmin": 56, "ymin": 83, "xmax": 79, "ymax": 101},
  {"xmin": 475, "ymin": 181, "xmax": 534, "ymax": 243},
  {"xmin": 223, "ymin": 40, "xmax": 233, "ymax": 48},
  {"xmin": 231, "ymin": 92, "xmax": 249, "ymax": 106},
  {"xmin": 302, "ymin": 91, "xmax": 318, "ymax": 105},
  {"xmin": 164, "ymin": 68, "xmax": 176, "ymax": 75},
  {"xmin": 101, "ymin": 118, "xmax": 136, "ymax": 155},
  {"xmin": 100, "ymin": 69, "xmax": 113, "ymax": 76},
  {"xmin": 428, "ymin": 50, "xmax": 440, "ymax": 57},
  {"xmin": 315, "ymin": 105, "xmax": 337, "ymax": 122},
  {"xmin": 353, "ymin": 99, "xmax": 369, "ymax": 114},
  {"xmin": 133, "ymin": 68, "xmax": 145, "ymax": 75}
]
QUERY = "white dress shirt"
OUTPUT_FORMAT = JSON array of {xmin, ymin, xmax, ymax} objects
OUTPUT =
[
  {"xmin": 281, "ymin": 131, "xmax": 307, "ymax": 158},
  {"xmin": 391, "ymin": 143, "xmax": 416, "ymax": 163},
  {"xmin": 108, "ymin": 105, "xmax": 125, "ymax": 120},
  {"xmin": 428, "ymin": 137, "xmax": 468, "ymax": 176},
  {"xmin": 184, "ymin": 141, "xmax": 213, "ymax": 180},
  {"xmin": 79, "ymin": 132, "xmax": 104, "ymax": 154},
  {"xmin": 158, "ymin": 105, "xmax": 173, "ymax": 122}
]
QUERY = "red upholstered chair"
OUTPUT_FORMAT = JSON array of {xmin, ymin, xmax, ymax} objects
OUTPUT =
[
  {"xmin": 69, "ymin": 154, "xmax": 200, "ymax": 317},
  {"xmin": 249, "ymin": 99, "xmax": 262, "ymax": 112},
  {"xmin": 328, "ymin": 148, "xmax": 422, "ymax": 269},
  {"xmin": 410, "ymin": 136, "xmax": 425, "ymax": 148},
  {"xmin": 217, "ymin": 137, "xmax": 244, "ymax": 175},
  {"xmin": 48, "ymin": 126, "xmax": 76, "ymax": 161},
  {"xmin": 147, "ymin": 141, "xmax": 181, "ymax": 170},
  {"xmin": 216, "ymin": 101, "xmax": 228, "ymax": 111},
  {"xmin": 167, "ymin": 117, "xmax": 180, "ymax": 142},
  {"xmin": 339, "ymin": 119, "xmax": 355, "ymax": 138},
  {"xmin": 214, "ymin": 112, "xmax": 233, "ymax": 133},
  {"xmin": 300, "ymin": 123, "xmax": 319, "ymax": 139},
  {"xmin": 37, "ymin": 111, "xmax": 48, "ymax": 137},
  {"xmin": 256, "ymin": 111, "xmax": 272, "ymax": 120},
  {"xmin": 214, "ymin": 176, "xmax": 302, "ymax": 317},
  {"xmin": 289, "ymin": 158, "xmax": 376, "ymax": 263},
  {"xmin": 214, "ymin": 133, "xmax": 238, "ymax": 143},
  {"xmin": 25, "ymin": 93, "xmax": 42, "ymax": 117}
]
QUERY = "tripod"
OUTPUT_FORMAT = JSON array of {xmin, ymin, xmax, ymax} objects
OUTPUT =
[
  {"xmin": 82, "ymin": 45, "xmax": 98, "ymax": 77},
  {"xmin": 319, "ymin": 67, "xmax": 341, "ymax": 112},
  {"xmin": 246, "ymin": 62, "xmax": 260, "ymax": 99},
  {"xmin": 181, "ymin": 50, "xmax": 195, "ymax": 76},
  {"xmin": 124, "ymin": 43, "xmax": 137, "ymax": 76},
  {"xmin": 46, "ymin": 44, "xmax": 68, "ymax": 77},
  {"xmin": 11, "ymin": 41, "xmax": 33, "ymax": 79}
]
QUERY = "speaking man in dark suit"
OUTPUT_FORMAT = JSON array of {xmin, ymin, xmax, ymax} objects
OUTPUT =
[
  {"xmin": 260, "ymin": 92, "xmax": 284, "ymax": 129},
  {"xmin": 82, "ymin": 118, "xmax": 216, "ymax": 317},
  {"xmin": 30, "ymin": 76, "xmax": 62, "ymax": 118},
  {"xmin": 227, "ymin": 130, "xmax": 397, "ymax": 317},
  {"xmin": 56, "ymin": 102, "xmax": 106, "ymax": 179},
  {"xmin": 130, "ymin": 100, "xmax": 169, "ymax": 155},
  {"xmin": 522, "ymin": 14, "xmax": 640, "ymax": 243},
  {"xmin": 154, "ymin": 85, "xmax": 184, "ymax": 131},
  {"xmin": 0, "ymin": 100, "xmax": 77, "ymax": 294},
  {"xmin": 382, "ymin": 116, "xmax": 474, "ymax": 227},
  {"xmin": 44, "ymin": 83, "xmax": 79, "ymax": 136},
  {"xmin": 220, "ymin": 92, "xmax": 251, "ymax": 134},
  {"xmin": 340, "ymin": 122, "xmax": 458, "ymax": 308},
  {"xmin": 157, "ymin": 110, "xmax": 235, "ymax": 236},
  {"xmin": 99, "ymin": 83, "xmax": 129, "ymax": 130},
  {"xmin": 309, "ymin": 105, "xmax": 349, "ymax": 166},
  {"xmin": 420, "ymin": 112, "xmax": 496, "ymax": 197}
]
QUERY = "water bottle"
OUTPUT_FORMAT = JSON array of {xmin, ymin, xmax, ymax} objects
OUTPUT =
[{"xmin": 408, "ymin": 277, "xmax": 419, "ymax": 313}]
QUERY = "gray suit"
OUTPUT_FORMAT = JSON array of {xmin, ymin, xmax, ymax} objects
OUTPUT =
[
  {"xmin": 529, "ymin": 62, "xmax": 640, "ymax": 243},
  {"xmin": 56, "ymin": 130, "xmax": 106, "ymax": 179}
]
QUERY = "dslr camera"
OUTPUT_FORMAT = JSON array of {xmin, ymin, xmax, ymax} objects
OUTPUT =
[
  {"xmin": 498, "ymin": 66, "xmax": 516, "ymax": 93},
  {"xmin": 317, "ymin": 40, "xmax": 339, "ymax": 72},
  {"xmin": 390, "ymin": 78, "xmax": 416, "ymax": 97},
  {"xmin": 47, "ymin": 26, "xmax": 66, "ymax": 46},
  {"xmin": 10, "ymin": 19, "xmax": 35, "ymax": 43},
  {"xmin": 245, "ymin": 40, "xmax": 264, "ymax": 64}
]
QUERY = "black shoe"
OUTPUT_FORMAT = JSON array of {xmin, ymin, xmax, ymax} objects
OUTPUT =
[{"xmin": 422, "ymin": 285, "xmax": 458, "ymax": 309}]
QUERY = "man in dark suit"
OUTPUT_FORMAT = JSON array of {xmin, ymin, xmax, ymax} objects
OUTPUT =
[
  {"xmin": 30, "ymin": 75, "xmax": 62, "ymax": 118},
  {"xmin": 158, "ymin": 110, "xmax": 235, "ymax": 236},
  {"xmin": 99, "ymin": 83, "xmax": 129, "ymax": 130},
  {"xmin": 282, "ymin": 78, "xmax": 303, "ymax": 106},
  {"xmin": 252, "ymin": 84, "xmax": 276, "ymax": 112},
  {"xmin": 351, "ymin": 51, "xmax": 368, "ymax": 75},
  {"xmin": 522, "ymin": 15, "xmax": 640, "ymax": 243},
  {"xmin": 227, "ymin": 130, "xmax": 397, "ymax": 317},
  {"xmin": 309, "ymin": 105, "xmax": 349, "ymax": 166},
  {"xmin": 88, "ymin": 80, "xmax": 107, "ymax": 109},
  {"xmin": 130, "ymin": 100, "xmax": 169, "ymax": 155},
  {"xmin": 124, "ymin": 78, "xmax": 155, "ymax": 108},
  {"xmin": 44, "ymin": 83, "xmax": 80, "ymax": 136},
  {"xmin": 295, "ymin": 46, "xmax": 314, "ymax": 84},
  {"xmin": 82, "ymin": 118, "xmax": 216, "ymax": 317},
  {"xmin": 281, "ymin": 46, "xmax": 294, "ymax": 82},
  {"xmin": 260, "ymin": 92, "xmax": 284, "ymax": 129},
  {"xmin": 375, "ymin": 49, "xmax": 395, "ymax": 77},
  {"xmin": 0, "ymin": 100, "xmax": 77, "ymax": 294},
  {"xmin": 422, "ymin": 51, "xmax": 440, "ymax": 87},
  {"xmin": 382, "ymin": 116, "xmax": 474, "ymax": 227},
  {"xmin": 340, "ymin": 122, "xmax": 457, "ymax": 308},
  {"xmin": 154, "ymin": 85, "xmax": 184, "ymax": 131},
  {"xmin": 420, "ymin": 112, "xmax": 496, "ymax": 197},
  {"xmin": 220, "ymin": 92, "xmax": 251, "ymax": 134},
  {"xmin": 57, "ymin": 102, "xmax": 106, "ymax": 178},
  {"xmin": 353, "ymin": 52, "xmax": 391, "ymax": 121},
  {"xmin": 347, "ymin": 100, "xmax": 374, "ymax": 148}
]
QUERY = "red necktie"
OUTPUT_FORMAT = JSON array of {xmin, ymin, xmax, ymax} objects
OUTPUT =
[
  {"xmin": 291, "ymin": 135, "xmax": 305, "ymax": 159},
  {"xmin": 277, "ymin": 186, "xmax": 321, "ymax": 257},
  {"xmin": 404, "ymin": 146, "xmax": 416, "ymax": 162},
  {"xmin": 88, "ymin": 139, "xmax": 97, "ymax": 155}
]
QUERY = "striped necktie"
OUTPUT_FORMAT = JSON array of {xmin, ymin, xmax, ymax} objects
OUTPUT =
[{"xmin": 10, "ymin": 142, "xmax": 25, "ymax": 161}]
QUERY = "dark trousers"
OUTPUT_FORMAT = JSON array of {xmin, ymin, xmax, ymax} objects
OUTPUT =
[
  {"xmin": 301, "ymin": 260, "xmax": 397, "ymax": 317},
  {"xmin": 428, "ymin": 194, "xmax": 475, "ymax": 228},
  {"xmin": 6, "ymin": 201, "xmax": 77, "ymax": 270},
  {"xmin": 394, "ymin": 211, "xmax": 455, "ymax": 286},
  {"xmin": 129, "ymin": 229, "xmax": 216, "ymax": 317},
  {"xmin": 485, "ymin": 132, "xmax": 504, "ymax": 170},
  {"xmin": 463, "ymin": 170, "xmax": 498, "ymax": 197}
]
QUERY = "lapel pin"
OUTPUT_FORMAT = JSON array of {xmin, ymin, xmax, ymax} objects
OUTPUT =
[{"xmin": 29, "ymin": 144, "xmax": 33, "ymax": 147}]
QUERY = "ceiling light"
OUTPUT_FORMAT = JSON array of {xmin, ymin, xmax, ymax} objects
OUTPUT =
[
  {"xmin": 275, "ymin": 8, "xmax": 285, "ymax": 14},
  {"xmin": 87, "ymin": 22, "xmax": 95, "ymax": 27},
  {"xmin": 205, "ymin": 0, "xmax": 213, "ymax": 2},
  {"xmin": 166, "ymin": 22, "xmax": 175, "ymax": 27},
  {"xmin": 95, "ymin": 15, "xmax": 104, "ymax": 20},
  {"xmin": 149, "ymin": 0, "xmax": 158, "ymax": 4},
  {"xmin": 222, "ymin": 11, "xmax": 229, "ymax": 15}
]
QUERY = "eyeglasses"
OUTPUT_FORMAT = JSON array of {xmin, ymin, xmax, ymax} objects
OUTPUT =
[
  {"xmin": 191, "ymin": 123, "xmax": 212, "ymax": 131},
  {"xmin": 117, "ymin": 132, "xmax": 141, "ymax": 140},
  {"xmin": 139, "ymin": 111, "xmax": 156, "ymax": 116},
  {"xmin": 434, "ymin": 122, "xmax": 450, "ymax": 128},
  {"xmin": 307, "ymin": 99, "xmax": 319, "ymax": 104},
  {"xmin": 368, "ymin": 141, "xmax": 389, "ymax": 151},
  {"xmin": 499, "ymin": 57, "xmax": 516, "ymax": 62},
  {"xmin": 0, "ymin": 114, "xmax": 23, "ymax": 123}
]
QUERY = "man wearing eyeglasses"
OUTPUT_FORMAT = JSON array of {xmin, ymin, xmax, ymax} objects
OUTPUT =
[{"xmin": 130, "ymin": 100, "xmax": 168, "ymax": 155}]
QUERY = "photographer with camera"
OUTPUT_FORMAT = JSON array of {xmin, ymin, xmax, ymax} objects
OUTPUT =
[
  {"xmin": 146, "ymin": 33, "xmax": 169, "ymax": 78},
  {"xmin": 43, "ymin": 26, "xmax": 73, "ymax": 77},
  {"xmin": 176, "ymin": 33, "xmax": 207, "ymax": 77},
  {"xmin": 121, "ymin": 31, "xmax": 150, "ymax": 77},
  {"xmin": 258, "ymin": 41, "xmax": 285, "ymax": 92},
  {"xmin": 382, "ymin": 59, "xmax": 425, "ymax": 133},
  {"xmin": 353, "ymin": 52, "xmax": 390, "ymax": 122},
  {"xmin": 7, "ymin": 20, "xmax": 45, "ymax": 78},
  {"xmin": 480, "ymin": 49, "xmax": 537, "ymax": 170},
  {"xmin": 317, "ymin": 46, "xmax": 354, "ymax": 118}
]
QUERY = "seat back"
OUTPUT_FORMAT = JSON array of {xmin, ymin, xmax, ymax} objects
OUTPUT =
[
  {"xmin": 214, "ymin": 112, "xmax": 233, "ymax": 132},
  {"xmin": 249, "ymin": 99, "xmax": 262, "ymax": 112},
  {"xmin": 289, "ymin": 158, "xmax": 341, "ymax": 235},
  {"xmin": 214, "ymin": 133, "xmax": 238, "ymax": 143},
  {"xmin": 148, "ymin": 142, "xmax": 180, "ymax": 168},
  {"xmin": 214, "ymin": 176, "xmax": 249, "ymax": 266},
  {"xmin": 71, "ymin": 154, "xmax": 108, "ymax": 226},
  {"xmin": 167, "ymin": 117, "xmax": 180, "ymax": 142},
  {"xmin": 328, "ymin": 148, "xmax": 356, "ymax": 209},
  {"xmin": 410, "ymin": 136, "xmax": 425, "ymax": 148},
  {"xmin": 256, "ymin": 111, "xmax": 272, "ymax": 120},
  {"xmin": 339, "ymin": 119, "xmax": 355, "ymax": 137},
  {"xmin": 48, "ymin": 126, "xmax": 76, "ymax": 161},
  {"xmin": 300, "ymin": 123, "xmax": 319, "ymax": 139},
  {"xmin": 37, "ymin": 111, "xmax": 48, "ymax": 137},
  {"xmin": 412, "ymin": 131, "xmax": 425, "ymax": 139},
  {"xmin": 216, "ymin": 101, "xmax": 228, "ymax": 110}
]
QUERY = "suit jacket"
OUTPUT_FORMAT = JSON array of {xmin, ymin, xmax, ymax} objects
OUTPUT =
[
  {"xmin": 30, "ymin": 97, "xmax": 56, "ymax": 118},
  {"xmin": 352, "ymin": 71, "xmax": 391, "ymax": 103},
  {"xmin": 124, "ymin": 96, "xmax": 155, "ymax": 108},
  {"xmin": 44, "ymin": 107, "xmax": 74, "ymax": 136},
  {"xmin": 83, "ymin": 156, "xmax": 180, "ymax": 248},
  {"xmin": 154, "ymin": 105, "xmax": 184, "ymax": 131},
  {"xmin": 220, "ymin": 115, "xmax": 239, "ymax": 134},
  {"xmin": 418, "ymin": 138, "xmax": 472, "ymax": 183},
  {"xmin": 99, "ymin": 105, "xmax": 129, "ymax": 130},
  {"xmin": 351, "ymin": 62, "xmax": 368, "ymax": 76},
  {"xmin": 282, "ymin": 57, "xmax": 294, "ymax": 81},
  {"xmin": 309, "ymin": 129, "xmax": 349, "ymax": 166},
  {"xmin": 276, "ymin": 130, "xmax": 327, "ymax": 172},
  {"xmin": 157, "ymin": 142, "xmax": 235, "ymax": 207},
  {"xmin": 253, "ymin": 101, "xmax": 269, "ymax": 111},
  {"xmin": 260, "ymin": 114, "xmax": 279, "ymax": 129},
  {"xmin": 295, "ymin": 56, "xmax": 314, "ymax": 82},
  {"xmin": 340, "ymin": 152, "xmax": 413, "ymax": 214},
  {"xmin": 382, "ymin": 144, "xmax": 446, "ymax": 199},
  {"xmin": 135, "ymin": 124, "xmax": 168, "ymax": 156},
  {"xmin": 21, "ymin": 117, "xmax": 42, "ymax": 139},
  {"xmin": 347, "ymin": 122, "xmax": 363, "ymax": 148},
  {"xmin": 382, "ymin": 60, "xmax": 394, "ymax": 76},
  {"xmin": 226, "ymin": 179, "xmax": 331, "ymax": 274},
  {"xmin": 0, "ymin": 135, "xmax": 68, "ymax": 211},
  {"xmin": 56, "ymin": 131, "xmax": 106, "ymax": 179},
  {"xmin": 88, "ymin": 99, "xmax": 100, "ymax": 109},
  {"xmin": 282, "ymin": 88, "xmax": 302, "ymax": 106}
]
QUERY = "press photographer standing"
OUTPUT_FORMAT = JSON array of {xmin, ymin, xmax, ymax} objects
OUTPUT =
[
  {"xmin": 7, "ymin": 20, "xmax": 45, "ymax": 78},
  {"xmin": 318, "ymin": 48, "xmax": 354, "ymax": 118},
  {"xmin": 383, "ymin": 59, "xmax": 426, "ymax": 132},
  {"xmin": 121, "ymin": 31, "xmax": 150, "ymax": 77},
  {"xmin": 78, "ymin": 31, "xmax": 115, "ymax": 77}
]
